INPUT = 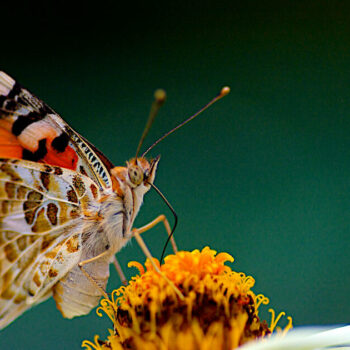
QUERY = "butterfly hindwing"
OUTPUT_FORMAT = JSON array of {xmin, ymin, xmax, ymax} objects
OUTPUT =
[
  {"xmin": 0, "ymin": 158, "xmax": 102, "ymax": 328},
  {"xmin": 0, "ymin": 229, "xmax": 82, "ymax": 328},
  {"xmin": 0, "ymin": 71, "xmax": 113, "ymax": 189}
]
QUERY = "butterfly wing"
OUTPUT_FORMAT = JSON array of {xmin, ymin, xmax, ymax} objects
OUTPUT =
[
  {"xmin": 0, "ymin": 72, "xmax": 115, "ymax": 328},
  {"xmin": 0, "ymin": 71, "xmax": 114, "ymax": 189},
  {"xmin": 0, "ymin": 157, "xmax": 102, "ymax": 328},
  {"xmin": 0, "ymin": 231, "xmax": 82, "ymax": 328}
]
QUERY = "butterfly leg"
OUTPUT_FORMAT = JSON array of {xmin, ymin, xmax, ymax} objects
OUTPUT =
[
  {"xmin": 112, "ymin": 255, "xmax": 127, "ymax": 286},
  {"xmin": 132, "ymin": 214, "xmax": 178, "ymax": 253},
  {"xmin": 78, "ymin": 251, "xmax": 110, "ymax": 299},
  {"xmin": 132, "ymin": 228, "xmax": 184, "ymax": 300},
  {"xmin": 111, "ymin": 215, "xmax": 178, "ymax": 288}
]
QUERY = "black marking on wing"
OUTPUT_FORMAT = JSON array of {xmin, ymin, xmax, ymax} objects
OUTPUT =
[
  {"xmin": 68, "ymin": 132, "xmax": 113, "ymax": 187},
  {"xmin": 12, "ymin": 112, "xmax": 43, "ymax": 136},
  {"xmin": 4, "ymin": 99, "xmax": 16, "ymax": 111},
  {"xmin": 22, "ymin": 139, "xmax": 47, "ymax": 161},
  {"xmin": 0, "ymin": 95, "xmax": 6, "ymax": 106},
  {"xmin": 7, "ymin": 82, "xmax": 21, "ymax": 99},
  {"xmin": 82, "ymin": 136, "xmax": 114, "ymax": 171},
  {"xmin": 51, "ymin": 132, "xmax": 69, "ymax": 152},
  {"xmin": 1, "ymin": 78, "xmax": 51, "ymax": 120}
]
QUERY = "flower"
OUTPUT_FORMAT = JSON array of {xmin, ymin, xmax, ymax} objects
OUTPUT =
[{"xmin": 82, "ymin": 247, "xmax": 292, "ymax": 350}]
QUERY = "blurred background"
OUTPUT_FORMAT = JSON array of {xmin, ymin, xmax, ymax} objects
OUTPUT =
[{"xmin": 1, "ymin": 1, "xmax": 350, "ymax": 348}]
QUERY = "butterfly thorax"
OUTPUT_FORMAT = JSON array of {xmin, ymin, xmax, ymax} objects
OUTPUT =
[
  {"xmin": 105, "ymin": 157, "xmax": 159, "ymax": 251},
  {"xmin": 81, "ymin": 156, "xmax": 160, "ymax": 260}
]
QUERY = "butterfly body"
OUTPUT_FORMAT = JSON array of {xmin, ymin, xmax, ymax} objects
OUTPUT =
[{"xmin": 0, "ymin": 72, "xmax": 159, "ymax": 328}]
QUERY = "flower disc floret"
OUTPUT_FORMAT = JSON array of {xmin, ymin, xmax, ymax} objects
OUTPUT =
[{"xmin": 83, "ymin": 247, "xmax": 292, "ymax": 350}]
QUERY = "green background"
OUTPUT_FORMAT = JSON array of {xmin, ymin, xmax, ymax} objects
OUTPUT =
[{"xmin": 1, "ymin": 1, "xmax": 350, "ymax": 348}]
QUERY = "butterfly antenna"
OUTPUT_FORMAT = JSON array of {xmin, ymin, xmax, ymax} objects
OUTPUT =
[
  {"xmin": 135, "ymin": 89, "xmax": 166, "ymax": 159},
  {"xmin": 141, "ymin": 86, "xmax": 230, "ymax": 157},
  {"xmin": 147, "ymin": 182, "xmax": 178, "ymax": 264}
]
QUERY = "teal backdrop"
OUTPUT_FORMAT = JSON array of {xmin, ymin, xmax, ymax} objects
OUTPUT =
[{"xmin": 1, "ymin": 1, "xmax": 350, "ymax": 348}]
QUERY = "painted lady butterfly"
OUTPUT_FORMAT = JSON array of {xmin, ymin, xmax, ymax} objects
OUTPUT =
[{"xmin": 0, "ymin": 71, "xmax": 229, "ymax": 329}]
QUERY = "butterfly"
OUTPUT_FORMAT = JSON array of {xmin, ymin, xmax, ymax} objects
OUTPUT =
[
  {"xmin": 0, "ymin": 71, "xmax": 229, "ymax": 329},
  {"xmin": 0, "ymin": 71, "xmax": 169, "ymax": 329}
]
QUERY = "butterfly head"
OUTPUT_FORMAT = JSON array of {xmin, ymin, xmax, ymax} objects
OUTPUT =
[
  {"xmin": 111, "ymin": 155, "xmax": 160, "ymax": 194},
  {"xmin": 127, "ymin": 155, "xmax": 160, "ymax": 189}
]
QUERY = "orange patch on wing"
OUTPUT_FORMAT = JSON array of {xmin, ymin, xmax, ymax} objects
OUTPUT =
[
  {"xmin": 0, "ymin": 125, "xmax": 78, "ymax": 171},
  {"xmin": 0, "ymin": 128, "xmax": 23, "ymax": 158},
  {"xmin": 42, "ymin": 140, "xmax": 78, "ymax": 171}
]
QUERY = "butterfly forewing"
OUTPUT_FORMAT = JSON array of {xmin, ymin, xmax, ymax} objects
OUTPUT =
[{"xmin": 0, "ymin": 71, "xmax": 113, "ymax": 189}]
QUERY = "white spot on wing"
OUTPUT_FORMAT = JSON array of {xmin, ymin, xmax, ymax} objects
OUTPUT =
[
  {"xmin": 17, "ymin": 118, "xmax": 58, "ymax": 152},
  {"xmin": 0, "ymin": 71, "xmax": 15, "ymax": 96}
]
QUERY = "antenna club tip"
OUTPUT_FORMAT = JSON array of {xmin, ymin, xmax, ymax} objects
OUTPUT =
[
  {"xmin": 154, "ymin": 89, "xmax": 167, "ymax": 104},
  {"xmin": 220, "ymin": 86, "xmax": 230, "ymax": 96}
]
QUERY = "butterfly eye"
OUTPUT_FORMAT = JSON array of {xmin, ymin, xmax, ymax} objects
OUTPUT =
[{"xmin": 128, "ymin": 165, "xmax": 144, "ymax": 185}]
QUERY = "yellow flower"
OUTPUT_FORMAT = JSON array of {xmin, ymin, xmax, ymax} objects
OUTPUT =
[{"xmin": 82, "ymin": 247, "xmax": 292, "ymax": 350}]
